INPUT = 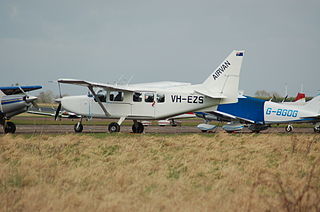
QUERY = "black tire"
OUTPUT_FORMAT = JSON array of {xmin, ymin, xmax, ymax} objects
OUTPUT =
[
  {"xmin": 108, "ymin": 122, "xmax": 120, "ymax": 133},
  {"xmin": 74, "ymin": 123, "xmax": 83, "ymax": 133},
  {"xmin": 4, "ymin": 122, "xmax": 16, "ymax": 134},
  {"xmin": 285, "ymin": 125, "xmax": 293, "ymax": 133},
  {"xmin": 314, "ymin": 127, "xmax": 320, "ymax": 133},
  {"xmin": 132, "ymin": 122, "xmax": 144, "ymax": 133}
]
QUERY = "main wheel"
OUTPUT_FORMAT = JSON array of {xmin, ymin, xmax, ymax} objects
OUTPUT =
[
  {"xmin": 132, "ymin": 122, "xmax": 144, "ymax": 133},
  {"xmin": 285, "ymin": 125, "xmax": 293, "ymax": 133},
  {"xmin": 108, "ymin": 122, "xmax": 120, "ymax": 133},
  {"xmin": 74, "ymin": 123, "xmax": 83, "ymax": 133},
  {"xmin": 4, "ymin": 122, "xmax": 16, "ymax": 134},
  {"xmin": 314, "ymin": 127, "xmax": 320, "ymax": 133}
]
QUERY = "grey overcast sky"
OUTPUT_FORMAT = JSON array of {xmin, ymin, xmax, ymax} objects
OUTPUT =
[{"xmin": 0, "ymin": 0, "xmax": 319, "ymax": 96}]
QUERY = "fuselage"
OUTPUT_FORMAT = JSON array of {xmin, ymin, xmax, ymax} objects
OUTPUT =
[
  {"xmin": 61, "ymin": 85, "xmax": 221, "ymax": 120},
  {"xmin": 0, "ymin": 95, "xmax": 34, "ymax": 118}
]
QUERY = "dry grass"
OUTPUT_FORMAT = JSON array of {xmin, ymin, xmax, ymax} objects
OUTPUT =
[{"xmin": 0, "ymin": 133, "xmax": 319, "ymax": 212}]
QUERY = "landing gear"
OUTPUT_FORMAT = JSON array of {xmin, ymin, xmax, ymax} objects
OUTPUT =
[
  {"xmin": 314, "ymin": 127, "xmax": 320, "ymax": 133},
  {"xmin": 170, "ymin": 119, "xmax": 178, "ymax": 127},
  {"xmin": 132, "ymin": 121, "xmax": 144, "ymax": 133},
  {"xmin": 4, "ymin": 121, "xmax": 16, "ymax": 134},
  {"xmin": 74, "ymin": 122, "xmax": 83, "ymax": 133},
  {"xmin": 248, "ymin": 124, "xmax": 269, "ymax": 133},
  {"xmin": 73, "ymin": 117, "xmax": 84, "ymax": 133},
  {"xmin": 314, "ymin": 123, "xmax": 320, "ymax": 133},
  {"xmin": 108, "ymin": 122, "xmax": 120, "ymax": 133},
  {"xmin": 285, "ymin": 125, "xmax": 293, "ymax": 133},
  {"xmin": 108, "ymin": 117, "xmax": 125, "ymax": 133}
]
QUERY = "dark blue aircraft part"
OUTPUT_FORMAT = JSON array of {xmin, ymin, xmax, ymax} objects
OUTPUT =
[{"xmin": 217, "ymin": 96, "xmax": 266, "ymax": 124}]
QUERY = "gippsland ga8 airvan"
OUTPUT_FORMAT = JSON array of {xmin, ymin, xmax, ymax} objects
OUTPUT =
[{"xmin": 55, "ymin": 50, "xmax": 245, "ymax": 133}]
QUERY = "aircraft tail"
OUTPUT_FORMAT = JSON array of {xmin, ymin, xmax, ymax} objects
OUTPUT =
[
  {"xmin": 302, "ymin": 95, "xmax": 320, "ymax": 114},
  {"xmin": 294, "ymin": 92, "xmax": 306, "ymax": 102},
  {"xmin": 196, "ymin": 50, "xmax": 245, "ymax": 104}
]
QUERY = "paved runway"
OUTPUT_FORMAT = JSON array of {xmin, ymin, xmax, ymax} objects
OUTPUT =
[{"xmin": 2, "ymin": 124, "xmax": 317, "ymax": 134}]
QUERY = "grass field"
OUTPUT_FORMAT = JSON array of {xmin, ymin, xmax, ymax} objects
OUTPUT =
[{"xmin": 1, "ymin": 133, "xmax": 320, "ymax": 211}]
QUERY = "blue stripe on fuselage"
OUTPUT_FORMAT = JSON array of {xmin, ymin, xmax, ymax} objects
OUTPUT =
[
  {"xmin": 217, "ymin": 96, "xmax": 266, "ymax": 124},
  {"xmin": 1, "ymin": 100, "xmax": 24, "ymax": 105}
]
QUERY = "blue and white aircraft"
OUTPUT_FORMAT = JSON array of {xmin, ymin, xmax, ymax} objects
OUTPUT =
[
  {"xmin": 0, "ymin": 86, "xmax": 42, "ymax": 133},
  {"xmin": 196, "ymin": 94, "xmax": 320, "ymax": 133}
]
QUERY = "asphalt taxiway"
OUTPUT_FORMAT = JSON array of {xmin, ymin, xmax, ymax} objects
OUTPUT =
[{"xmin": 1, "ymin": 124, "xmax": 316, "ymax": 134}]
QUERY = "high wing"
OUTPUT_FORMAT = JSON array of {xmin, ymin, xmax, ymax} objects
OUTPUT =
[
  {"xmin": 57, "ymin": 79, "xmax": 194, "ymax": 92},
  {"xmin": 0, "ymin": 85, "xmax": 42, "ymax": 95},
  {"xmin": 58, "ymin": 79, "xmax": 137, "ymax": 92}
]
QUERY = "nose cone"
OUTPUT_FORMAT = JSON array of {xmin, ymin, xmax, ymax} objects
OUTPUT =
[
  {"xmin": 60, "ymin": 95, "xmax": 88, "ymax": 115},
  {"xmin": 25, "ymin": 95, "xmax": 38, "ymax": 103}
]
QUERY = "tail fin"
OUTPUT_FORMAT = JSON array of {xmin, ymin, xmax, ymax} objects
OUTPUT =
[
  {"xmin": 196, "ymin": 50, "xmax": 245, "ymax": 104},
  {"xmin": 302, "ymin": 95, "xmax": 320, "ymax": 114},
  {"xmin": 294, "ymin": 92, "xmax": 306, "ymax": 102}
]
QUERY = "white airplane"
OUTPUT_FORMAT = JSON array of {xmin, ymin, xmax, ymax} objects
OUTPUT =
[{"xmin": 55, "ymin": 50, "xmax": 245, "ymax": 133}]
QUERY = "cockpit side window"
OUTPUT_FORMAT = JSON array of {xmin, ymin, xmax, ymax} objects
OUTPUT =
[
  {"xmin": 133, "ymin": 92, "xmax": 142, "ymax": 102},
  {"xmin": 110, "ymin": 91, "xmax": 123, "ymax": 101},
  {"xmin": 157, "ymin": 93, "xmax": 165, "ymax": 103},
  {"xmin": 145, "ymin": 93, "xmax": 154, "ymax": 103},
  {"xmin": 94, "ymin": 90, "xmax": 107, "ymax": 102}
]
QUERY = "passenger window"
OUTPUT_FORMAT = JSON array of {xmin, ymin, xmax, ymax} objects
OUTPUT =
[
  {"xmin": 157, "ymin": 93, "xmax": 165, "ymax": 103},
  {"xmin": 145, "ymin": 93, "xmax": 154, "ymax": 103},
  {"xmin": 110, "ymin": 91, "xmax": 123, "ymax": 101},
  {"xmin": 133, "ymin": 92, "xmax": 142, "ymax": 102},
  {"xmin": 95, "ymin": 90, "xmax": 107, "ymax": 102}
]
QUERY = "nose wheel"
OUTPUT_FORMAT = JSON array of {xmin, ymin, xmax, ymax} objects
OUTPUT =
[
  {"xmin": 74, "ymin": 122, "xmax": 83, "ymax": 133},
  {"xmin": 4, "ymin": 121, "xmax": 16, "ymax": 134},
  {"xmin": 108, "ymin": 122, "xmax": 120, "ymax": 133}
]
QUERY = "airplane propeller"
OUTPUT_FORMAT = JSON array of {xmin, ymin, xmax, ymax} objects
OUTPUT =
[
  {"xmin": 19, "ymin": 86, "xmax": 39, "ymax": 108},
  {"xmin": 54, "ymin": 102, "xmax": 62, "ymax": 120},
  {"xmin": 54, "ymin": 82, "xmax": 63, "ymax": 120}
]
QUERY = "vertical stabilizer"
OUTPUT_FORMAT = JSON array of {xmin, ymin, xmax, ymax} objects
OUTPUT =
[
  {"xmin": 302, "ymin": 95, "xmax": 320, "ymax": 114},
  {"xmin": 197, "ymin": 50, "xmax": 245, "ymax": 104}
]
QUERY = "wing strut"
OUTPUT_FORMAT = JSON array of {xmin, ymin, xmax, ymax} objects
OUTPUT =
[{"xmin": 88, "ymin": 86, "xmax": 110, "ymax": 117}]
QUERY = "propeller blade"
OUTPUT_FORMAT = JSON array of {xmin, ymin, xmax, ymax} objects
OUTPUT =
[
  {"xmin": 31, "ymin": 101, "xmax": 39, "ymax": 109},
  {"xmin": 55, "ymin": 103, "xmax": 62, "ymax": 120}
]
